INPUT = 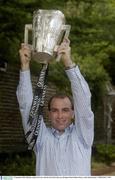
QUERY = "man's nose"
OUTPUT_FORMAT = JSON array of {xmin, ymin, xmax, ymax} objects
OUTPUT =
[{"xmin": 57, "ymin": 111, "xmax": 63, "ymax": 118}]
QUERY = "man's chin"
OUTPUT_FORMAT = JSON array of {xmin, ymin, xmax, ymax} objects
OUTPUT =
[
  {"xmin": 54, "ymin": 126, "xmax": 65, "ymax": 133},
  {"xmin": 57, "ymin": 126, "xmax": 67, "ymax": 133}
]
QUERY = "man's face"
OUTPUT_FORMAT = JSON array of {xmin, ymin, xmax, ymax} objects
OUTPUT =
[{"xmin": 48, "ymin": 97, "xmax": 74, "ymax": 133}]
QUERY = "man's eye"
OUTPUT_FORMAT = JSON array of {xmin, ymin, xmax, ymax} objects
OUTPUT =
[
  {"xmin": 63, "ymin": 108, "xmax": 69, "ymax": 112},
  {"xmin": 50, "ymin": 109, "xmax": 57, "ymax": 112}
]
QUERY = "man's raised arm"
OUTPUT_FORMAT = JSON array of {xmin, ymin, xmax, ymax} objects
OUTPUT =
[
  {"xmin": 58, "ymin": 38, "xmax": 94, "ymax": 147},
  {"xmin": 16, "ymin": 43, "xmax": 33, "ymax": 135}
]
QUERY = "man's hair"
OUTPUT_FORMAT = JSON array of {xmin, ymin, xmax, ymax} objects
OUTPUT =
[{"xmin": 48, "ymin": 93, "xmax": 74, "ymax": 111}]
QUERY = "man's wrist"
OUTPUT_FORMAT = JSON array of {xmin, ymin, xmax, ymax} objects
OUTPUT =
[
  {"xmin": 65, "ymin": 62, "xmax": 76, "ymax": 70},
  {"xmin": 21, "ymin": 64, "xmax": 30, "ymax": 71}
]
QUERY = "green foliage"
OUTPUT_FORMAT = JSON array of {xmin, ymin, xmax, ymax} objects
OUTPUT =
[
  {"xmin": 94, "ymin": 144, "xmax": 115, "ymax": 165},
  {"xmin": 0, "ymin": 152, "xmax": 35, "ymax": 175},
  {"xmin": 0, "ymin": 0, "xmax": 41, "ymax": 63},
  {"xmin": 68, "ymin": 0, "xmax": 115, "ymax": 98}
]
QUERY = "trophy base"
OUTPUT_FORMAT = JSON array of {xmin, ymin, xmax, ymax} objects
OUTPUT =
[{"xmin": 32, "ymin": 51, "xmax": 53, "ymax": 64}]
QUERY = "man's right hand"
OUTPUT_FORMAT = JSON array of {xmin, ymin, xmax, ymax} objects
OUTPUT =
[{"xmin": 19, "ymin": 43, "xmax": 32, "ymax": 71}]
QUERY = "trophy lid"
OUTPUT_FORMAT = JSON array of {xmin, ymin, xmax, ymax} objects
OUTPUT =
[{"xmin": 33, "ymin": 9, "xmax": 65, "ymax": 19}]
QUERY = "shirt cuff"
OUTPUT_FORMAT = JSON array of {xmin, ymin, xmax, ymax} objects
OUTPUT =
[{"xmin": 65, "ymin": 65, "xmax": 82, "ymax": 80}]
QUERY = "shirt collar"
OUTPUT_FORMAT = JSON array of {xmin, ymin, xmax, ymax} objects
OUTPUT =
[{"xmin": 51, "ymin": 123, "xmax": 73, "ymax": 137}]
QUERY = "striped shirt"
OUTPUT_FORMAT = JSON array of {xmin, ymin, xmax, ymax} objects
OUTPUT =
[{"xmin": 16, "ymin": 66, "xmax": 94, "ymax": 176}]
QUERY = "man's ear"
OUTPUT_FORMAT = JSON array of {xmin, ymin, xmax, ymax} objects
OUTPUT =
[{"xmin": 71, "ymin": 111, "xmax": 75, "ymax": 124}]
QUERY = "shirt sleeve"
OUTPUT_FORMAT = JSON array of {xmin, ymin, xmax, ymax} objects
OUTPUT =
[
  {"xmin": 65, "ymin": 66, "xmax": 94, "ymax": 147},
  {"xmin": 16, "ymin": 70, "xmax": 47, "ymax": 150}
]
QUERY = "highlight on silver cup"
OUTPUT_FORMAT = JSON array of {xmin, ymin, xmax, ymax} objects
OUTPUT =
[{"xmin": 24, "ymin": 9, "xmax": 71, "ymax": 64}]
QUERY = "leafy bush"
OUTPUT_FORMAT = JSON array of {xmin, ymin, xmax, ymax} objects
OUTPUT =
[
  {"xmin": 94, "ymin": 144, "xmax": 115, "ymax": 165},
  {"xmin": 0, "ymin": 151, "xmax": 35, "ymax": 175}
]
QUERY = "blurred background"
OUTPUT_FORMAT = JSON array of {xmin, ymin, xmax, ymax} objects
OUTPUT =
[{"xmin": 0, "ymin": 0, "xmax": 115, "ymax": 176}]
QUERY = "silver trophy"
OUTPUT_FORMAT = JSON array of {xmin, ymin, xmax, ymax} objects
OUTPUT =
[{"xmin": 24, "ymin": 9, "xmax": 71, "ymax": 64}]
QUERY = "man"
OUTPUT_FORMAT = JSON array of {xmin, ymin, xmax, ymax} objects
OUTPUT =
[{"xmin": 16, "ymin": 38, "xmax": 94, "ymax": 176}]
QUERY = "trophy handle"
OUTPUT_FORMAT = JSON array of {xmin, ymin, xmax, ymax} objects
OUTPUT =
[
  {"xmin": 56, "ymin": 25, "xmax": 71, "ymax": 62},
  {"xmin": 24, "ymin": 24, "xmax": 32, "ymax": 44}
]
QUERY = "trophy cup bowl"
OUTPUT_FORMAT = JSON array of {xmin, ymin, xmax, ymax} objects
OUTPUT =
[{"xmin": 24, "ymin": 9, "xmax": 71, "ymax": 64}]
